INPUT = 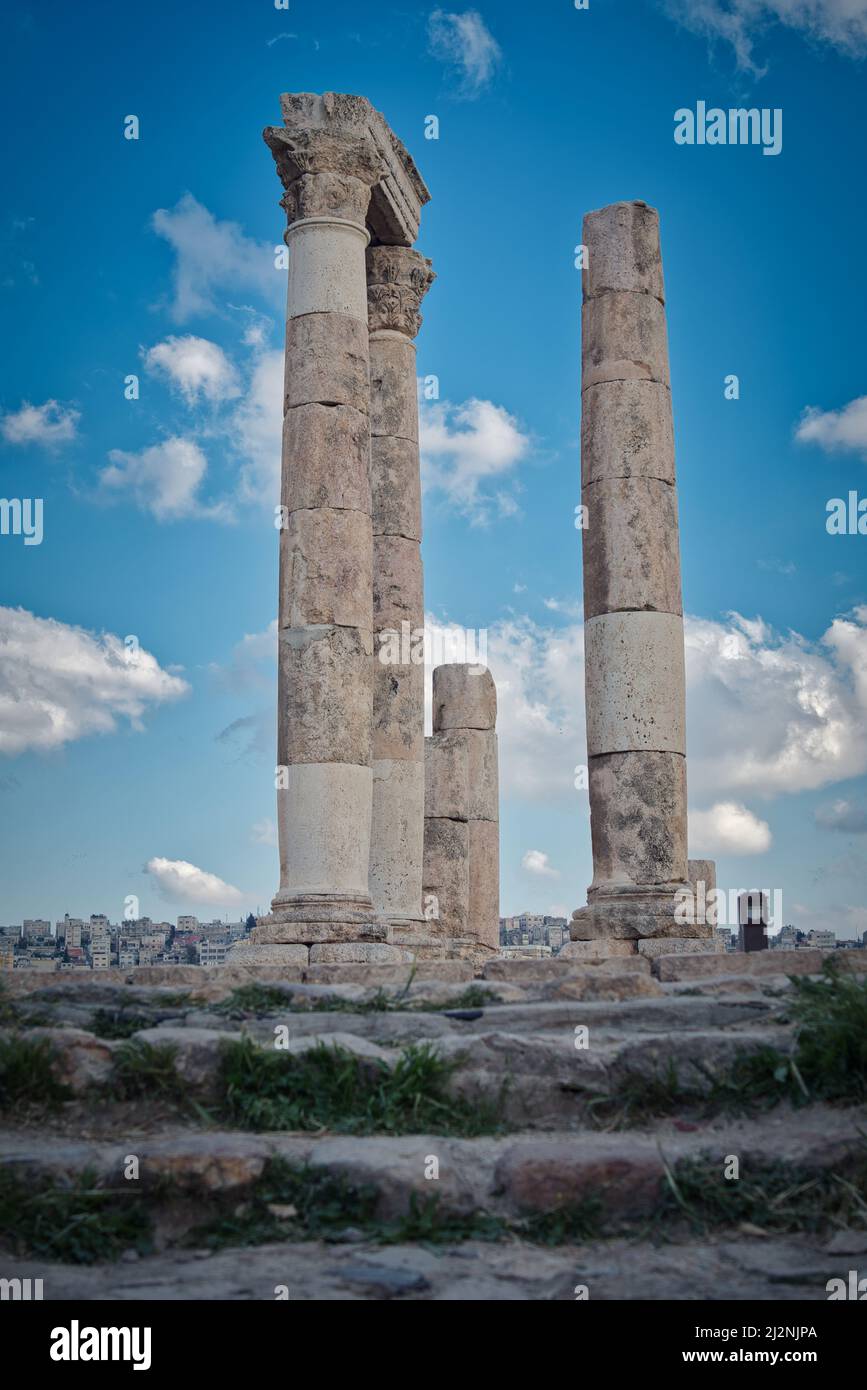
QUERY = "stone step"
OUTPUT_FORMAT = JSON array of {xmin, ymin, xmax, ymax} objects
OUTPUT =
[
  {"xmin": 7, "ymin": 1228, "xmax": 863, "ymax": 1301},
  {"xmin": 1, "ymin": 1103, "xmax": 862, "ymax": 1238}
]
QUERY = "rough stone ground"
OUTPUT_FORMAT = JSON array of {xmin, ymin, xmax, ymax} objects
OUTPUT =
[{"xmin": 1, "ymin": 950, "xmax": 865, "ymax": 1301}]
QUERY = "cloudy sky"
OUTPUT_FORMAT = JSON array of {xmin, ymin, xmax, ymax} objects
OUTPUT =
[{"xmin": 1, "ymin": 0, "xmax": 866, "ymax": 932}]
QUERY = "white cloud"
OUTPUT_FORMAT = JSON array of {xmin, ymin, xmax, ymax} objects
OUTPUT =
[
  {"xmin": 142, "ymin": 335, "xmax": 240, "ymax": 405},
  {"xmin": 231, "ymin": 349, "xmax": 283, "ymax": 506},
  {"xmin": 0, "ymin": 606, "xmax": 188, "ymax": 756},
  {"xmin": 1, "ymin": 399, "xmax": 79, "ymax": 447},
  {"xmin": 815, "ymin": 798, "xmax": 867, "ymax": 833},
  {"xmin": 146, "ymin": 856, "xmax": 243, "ymax": 907},
  {"xmin": 427, "ymin": 8, "xmax": 502, "ymax": 96},
  {"xmin": 688, "ymin": 800, "xmax": 772, "ymax": 855},
  {"xmin": 420, "ymin": 398, "xmax": 530, "ymax": 524},
  {"xmin": 214, "ymin": 620, "xmax": 278, "ymax": 693},
  {"xmin": 251, "ymin": 817, "xmax": 277, "ymax": 847},
  {"xmin": 663, "ymin": 0, "xmax": 867, "ymax": 73},
  {"xmin": 99, "ymin": 436, "xmax": 230, "ymax": 522},
  {"xmin": 421, "ymin": 606, "xmax": 867, "ymax": 807},
  {"xmin": 522, "ymin": 849, "xmax": 560, "ymax": 877},
  {"xmin": 795, "ymin": 395, "xmax": 867, "ymax": 459},
  {"xmin": 152, "ymin": 194, "xmax": 281, "ymax": 322}
]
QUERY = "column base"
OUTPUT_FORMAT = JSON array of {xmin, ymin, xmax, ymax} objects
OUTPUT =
[{"xmin": 571, "ymin": 883, "xmax": 712, "ymax": 941}]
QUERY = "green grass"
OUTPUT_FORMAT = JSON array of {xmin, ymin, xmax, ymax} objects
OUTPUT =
[
  {"xmin": 658, "ymin": 1154, "xmax": 867, "ymax": 1237},
  {"xmin": 185, "ymin": 1158, "xmax": 380, "ymax": 1249},
  {"xmin": 784, "ymin": 963, "xmax": 867, "ymax": 1102},
  {"xmin": 217, "ymin": 1037, "xmax": 508, "ymax": 1136},
  {"xmin": 89, "ymin": 1008, "xmax": 150, "ymax": 1040},
  {"xmin": 213, "ymin": 984, "xmax": 293, "ymax": 1019},
  {"xmin": 0, "ymin": 1035, "xmax": 71, "ymax": 1110},
  {"xmin": 0, "ymin": 1166, "xmax": 154, "ymax": 1264},
  {"xmin": 112, "ymin": 1039, "xmax": 185, "ymax": 1101},
  {"xmin": 594, "ymin": 965, "xmax": 867, "ymax": 1124}
]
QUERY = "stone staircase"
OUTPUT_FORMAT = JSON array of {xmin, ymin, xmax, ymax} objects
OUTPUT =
[{"xmin": 1, "ymin": 950, "xmax": 865, "ymax": 1300}]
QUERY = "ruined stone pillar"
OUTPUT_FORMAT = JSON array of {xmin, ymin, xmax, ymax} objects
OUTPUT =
[
  {"xmin": 571, "ymin": 201, "xmax": 705, "ymax": 947},
  {"xmin": 244, "ymin": 92, "xmax": 429, "ymax": 965},
  {"xmin": 424, "ymin": 665, "xmax": 500, "ymax": 963},
  {"xmin": 367, "ymin": 246, "xmax": 435, "ymax": 945}
]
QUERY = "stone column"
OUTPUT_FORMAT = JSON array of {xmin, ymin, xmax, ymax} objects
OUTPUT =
[
  {"xmin": 367, "ymin": 246, "xmax": 435, "ymax": 947},
  {"xmin": 423, "ymin": 664, "xmax": 500, "ymax": 964},
  {"xmin": 571, "ymin": 201, "xmax": 707, "ymax": 947},
  {"xmin": 247, "ymin": 95, "xmax": 422, "ymax": 965}
]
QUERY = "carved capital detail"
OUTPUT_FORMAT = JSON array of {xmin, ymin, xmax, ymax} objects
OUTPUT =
[{"xmin": 366, "ymin": 246, "xmax": 435, "ymax": 338}]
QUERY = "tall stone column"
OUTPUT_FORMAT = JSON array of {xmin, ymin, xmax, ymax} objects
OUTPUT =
[
  {"xmin": 571, "ymin": 201, "xmax": 705, "ymax": 947},
  {"xmin": 367, "ymin": 246, "xmax": 435, "ymax": 946},
  {"xmin": 246, "ymin": 93, "xmax": 429, "ymax": 965}
]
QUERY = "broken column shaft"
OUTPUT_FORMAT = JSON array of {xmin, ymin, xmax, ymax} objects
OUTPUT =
[{"xmin": 573, "ymin": 200, "xmax": 698, "ymax": 943}]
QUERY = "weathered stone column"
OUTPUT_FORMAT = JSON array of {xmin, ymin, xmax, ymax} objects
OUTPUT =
[
  {"xmin": 245, "ymin": 92, "xmax": 429, "ymax": 965},
  {"xmin": 571, "ymin": 201, "xmax": 706, "ymax": 949},
  {"xmin": 367, "ymin": 246, "xmax": 435, "ymax": 946},
  {"xmin": 424, "ymin": 664, "xmax": 500, "ymax": 964}
]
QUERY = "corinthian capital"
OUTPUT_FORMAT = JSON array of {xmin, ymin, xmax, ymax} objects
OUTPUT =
[{"xmin": 366, "ymin": 246, "xmax": 435, "ymax": 338}]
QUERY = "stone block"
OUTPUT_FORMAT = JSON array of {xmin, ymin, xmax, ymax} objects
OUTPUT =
[
  {"xmin": 284, "ymin": 312, "xmax": 369, "ymax": 413},
  {"xmin": 432, "ymin": 664, "xmax": 497, "ymax": 732},
  {"xmin": 469, "ymin": 818, "xmax": 499, "ymax": 951},
  {"xmin": 278, "ymin": 625, "xmax": 373, "ymax": 765},
  {"xmin": 558, "ymin": 938, "xmax": 638, "ymax": 961},
  {"xmin": 583, "ymin": 200, "xmax": 665, "ymax": 303},
  {"xmin": 423, "ymin": 815, "xmax": 469, "ymax": 936},
  {"xmin": 582, "ymin": 379, "xmax": 675, "ymax": 487},
  {"xmin": 582, "ymin": 475, "xmax": 682, "ymax": 620},
  {"xmin": 373, "ymin": 534, "xmax": 423, "ymax": 629},
  {"xmin": 582, "ymin": 291, "xmax": 669, "ymax": 389},
  {"xmin": 280, "ymin": 508, "xmax": 373, "ymax": 630},
  {"xmin": 371, "ymin": 435, "xmax": 422, "ymax": 540},
  {"xmin": 424, "ymin": 731, "xmax": 469, "ymax": 820},
  {"xmin": 287, "ymin": 219, "xmax": 369, "ymax": 321},
  {"xmin": 369, "ymin": 334, "xmax": 418, "ymax": 442},
  {"xmin": 587, "ymin": 751, "xmax": 688, "ymax": 887},
  {"xmin": 308, "ymin": 943, "xmax": 410, "ymax": 964},
  {"xmin": 465, "ymin": 728, "xmax": 499, "ymax": 822},
  {"xmin": 275, "ymin": 763, "xmax": 373, "ymax": 899},
  {"xmin": 584, "ymin": 611, "xmax": 686, "ymax": 755},
  {"xmin": 250, "ymin": 920, "xmax": 389, "ymax": 946},
  {"xmin": 637, "ymin": 937, "xmax": 720, "ymax": 959},
  {"xmin": 282, "ymin": 403, "xmax": 370, "ymax": 514},
  {"xmin": 373, "ymin": 655, "xmax": 424, "ymax": 761},
  {"xmin": 369, "ymin": 758, "xmax": 425, "ymax": 920}
]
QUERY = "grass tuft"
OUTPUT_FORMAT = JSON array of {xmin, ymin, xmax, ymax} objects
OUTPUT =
[
  {"xmin": 0, "ymin": 1166, "xmax": 153, "ymax": 1264},
  {"xmin": 112, "ymin": 1039, "xmax": 185, "ymax": 1101},
  {"xmin": 218, "ymin": 1037, "xmax": 507, "ymax": 1136},
  {"xmin": 0, "ymin": 1035, "xmax": 71, "ymax": 1110}
]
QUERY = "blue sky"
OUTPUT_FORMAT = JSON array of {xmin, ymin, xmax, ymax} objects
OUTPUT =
[{"xmin": 1, "ymin": 0, "xmax": 866, "ymax": 934}]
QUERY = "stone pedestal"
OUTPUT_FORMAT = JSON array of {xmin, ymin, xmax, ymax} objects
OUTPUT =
[
  {"xmin": 570, "ymin": 201, "xmax": 710, "ymax": 950},
  {"xmin": 367, "ymin": 246, "xmax": 435, "ymax": 947},
  {"xmin": 423, "ymin": 665, "xmax": 500, "ymax": 963}
]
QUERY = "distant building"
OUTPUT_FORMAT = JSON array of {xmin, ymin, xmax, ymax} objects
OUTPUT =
[
  {"xmin": 806, "ymin": 929, "xmax": 836, "ymax": 950},
  {"xmin": 198, "ymin": 940, "xmax": 232, "ymax": 966},
  {"xmin": 737, "ymin": 892, "xmax": 769, "ymax": 953},
  {"xmin": 23, "ymin": 919, "xmax": 52, "ymax": 940},
  {"xmin": 177, "ymin": 915, "xmax": 199, "ymax": 933}
]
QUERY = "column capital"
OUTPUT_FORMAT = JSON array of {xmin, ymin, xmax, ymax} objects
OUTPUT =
[
  {"xmin": 265, "ymin": 92, "xmax": 431, "ymax": 244},
  {"xmin": 366, "ymin": 245, "xmax": 435, "ymax": 337}
]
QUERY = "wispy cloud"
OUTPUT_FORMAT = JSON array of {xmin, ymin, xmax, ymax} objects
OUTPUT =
[
  {"xmin": 427, "ymin": 8, "xmax": 503, "ymax": 96},
  {"xmin": 421, "ymin": 397, "xmax": 530, "ymax": 524},
  {"xmin": 1, "ymin": 399, "xmax": 79, "ymax": 448},
  {"xmin": 815, "ymin": 798, "xmax": 867, "ymax": 833},
  {"xmin": 795, "ymin": 395, "xmax": 867, "ymax": 459},
  {"xmin": 152, "ymin": 193, "xmax": 282, "ymax": 322},
  {"xmin": 662, "ymin": 0, "xmax": 867, "ymax": 76}
]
